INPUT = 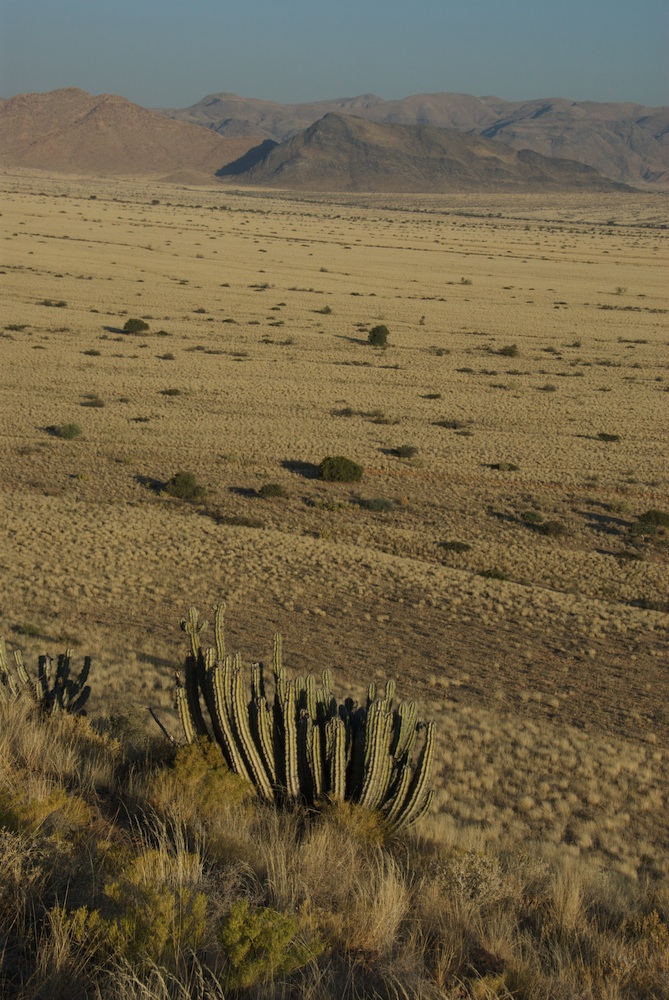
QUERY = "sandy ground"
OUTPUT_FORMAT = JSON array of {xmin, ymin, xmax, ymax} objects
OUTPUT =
[{"xmin": 1, "ymin": 168, "xmax": 667, "ymax": 876}]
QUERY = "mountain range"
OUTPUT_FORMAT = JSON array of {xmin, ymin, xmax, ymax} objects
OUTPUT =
[
  {"xmin": 0, "ymin": 87, "xmax": 666, "ymax": 190},
  {"xmin": 160, "ymin": 90, "xmax": 669, "ymax": 187}
]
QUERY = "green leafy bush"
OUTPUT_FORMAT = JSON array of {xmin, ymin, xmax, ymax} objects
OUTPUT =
[
  {"xmin": 163, "ymin": 471, "xmax": 205, "ymax": 502},
  {"xmin": 368, "ymin": 324, "xmax": 389, "ymax": 347},
  {"xmin": 440, "ymin": 541, "xmax": 471, "ymax": 553},
  {"xmin": 218, "ymin": 900, "xmax": 321, "ymax": 989},
  {"xmin": 630, "ymin": 510, "xmax": 669, "ymax": 537},
  {"xmin": 364, "ymin": 498, "xmax": 397, "ymax": 513},
  {"xmin": 319, "ymin": 455, "xmax": 363, "ymax": 482},
  {"xmin": 258, "ymin": 482, "xmax": 287, "ymax": 499},
  {"xmin": 53, "ymin": 423, "xmax": 82, "ymax": 440},
  {"xmin": 123, "ymin": 318, "xmax": 149, "ymax": 334}
]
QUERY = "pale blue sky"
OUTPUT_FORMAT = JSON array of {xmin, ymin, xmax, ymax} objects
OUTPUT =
[{"xmin": 1, "ymin": 0, "xmax": 666, "ymax": 108}]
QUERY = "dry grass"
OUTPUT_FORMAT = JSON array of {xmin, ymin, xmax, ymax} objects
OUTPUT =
[{"xmin": 0, "ymin": 691, "xmax": 667, "ymax": 999}]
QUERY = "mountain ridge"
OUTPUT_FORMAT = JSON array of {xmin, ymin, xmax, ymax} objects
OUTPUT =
[{"xmin": 159, "ymin": 90, "xmax": 669, "ymax": 186}]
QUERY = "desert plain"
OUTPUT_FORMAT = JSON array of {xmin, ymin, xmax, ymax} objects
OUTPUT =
[{"xmin": 0, "ymin": 168, "xmax": 667, "ymax": 882}]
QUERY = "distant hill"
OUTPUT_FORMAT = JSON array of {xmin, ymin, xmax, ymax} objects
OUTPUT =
[
  {"xmin": 160, "ymin": 91, "xmax": 669, "ymax": 187},
  {"xmin": 227, "ymin": 112, "xmax": 633, "ymax": 193},
  {"xmin": 0, "ymin": 88, "xmax": 263, "ymax": 178}
]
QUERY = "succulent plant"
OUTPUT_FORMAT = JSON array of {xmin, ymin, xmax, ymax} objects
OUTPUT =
[
  {"xmin": 173, "ymin": 605, "xmax": 434, "ymax": 832},
  {"xmin": 0, "ymin": 636, "xmax": 91, "ymax": 714}
]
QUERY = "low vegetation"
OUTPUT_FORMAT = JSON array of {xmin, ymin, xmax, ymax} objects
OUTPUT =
[{"xmin": 319, "ymin": 455, "xmax": 364, "ymax": 482}]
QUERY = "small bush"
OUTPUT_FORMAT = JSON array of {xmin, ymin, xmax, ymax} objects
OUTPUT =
[
  {"xmin": 597, "ymin": 432, "xmax": 620, "ymax": 442},
  {"xmin": 82, "ymin": 349, "xmax": 101, "ymax": 357},
  {"xmin": 497, "ymin": 344, "xmax": 519, "ymax": 357},
  {"xmin": 363, "ymin": 498, "xmax": 397, "ymax": 513},
  {"xmin": 123, "ymin": 318, "xmax": 149, "ymax": 334},
  {"xmin": 491, "ymin": 462, "xmax": 519, "ymax": 472},
  {"xmin": 440, "ymin": 541, "xmax": 471, "ymax": 553},
  {"xmin": 218, "ymin": 900, "xmax": 320, "ymax": 989},
  {"xmin": 368, "ymin": 324, "xmax": 389, "ymax": 347},
  {"xmin": 630, "ymin": 510, "xmax": 669, "ymax": 537},
  {"xmin": 538, "ymin": 520, "xmax": 566, "ymax": 537},
  {"xmin": 319, "ymin": 455, "xmax": 363, "ymax": 482},
  {"xmin": 40, "ymin": 299, "xmax": 67, "ymax": 308},
  {"xmin": 157, "ymin": 352, "xmax": 175, "ymax": 361},
  {"xmin": 160, "ymin": 388, "xmax": 182, "ymax": 396},
  {"xmin": 521, "ymin": 511, "xmax": 544, "ymax": 525},
  {"xmin": 53, "ymin": 423, "xmax": 82, "ymax": 440},
  {"xmin": 433, "ymin": 419, "xmax": 465, "ymax": 430},
  {"xmin": 392, "ymin": 444, "xmax": 418, "ymax": 459},
  {"xmin": 257, "ymin": 482, "xmax": 287, "ymax": 499},
  {"xmin": 163, "ymin": 471, "xmax": 205, "ymax": 502}
]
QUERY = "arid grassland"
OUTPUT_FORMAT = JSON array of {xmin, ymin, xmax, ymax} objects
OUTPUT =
[{"xmin": 0, "ymin": 168, "xmax": 667, "ymax": 997}]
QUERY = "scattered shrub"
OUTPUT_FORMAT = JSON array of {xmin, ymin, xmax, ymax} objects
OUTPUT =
[
  {"xmin": 521, "ymin": 511, "xmax": 544, "ymax": 525},
  {"xmin": 123, "ymin": 318, "xmax": 149, "ymax": 334},
  {"xmin": 319, "ymin": 455, "xmax": 363, "ymax": 482},
  {"xmin": 597, "ymin": 432, "xmax": 620, "ymax": 442},
  {"xmin": 440, "ymin": 541, "xmax": 471, "ymax": 553},
  {"xmin": 40, "ymin": 299, "xmax": 67, "ymax": 308},
  {"xmin": 497, "ymin": 344, "xmax": 519, "ymax": 357},
  {"xmin": 157, "ymin": 352, "xmax": 176, "ymax": 361},
  {"xmin": 368, "ymin": 324, "xmax": 389, "ymax": 347},
  {"xmin": 392, "ymin": 445, "xmax": 418, "ymax": 459},
  {"xmin": 257, "ymin": 482, "xmax": 287, "ymax": 499},
  {"xmin": 53, "ymin": 423, "xmax": 82, "ymax": 440},
  {"xmin": 162, "ymin": 471, "xmax": 205, "ymax": 502},
  {"xmin": 363, "ymin": 498, "xmax": 397, "ymax": 513},
  {"xmin": 630, "ymin": 510, "xmax": 669, "ymax": 537},
  {"xmin": 491, "ymin": 462, "xmax": 519, "ymax": 472},
  {"xmin": 160, "ymin": 388, "xmax": 182, "ymax": 396},
  {"xmin": 537, "ymin": 520, "xmax": 566, "ymax": 537}
]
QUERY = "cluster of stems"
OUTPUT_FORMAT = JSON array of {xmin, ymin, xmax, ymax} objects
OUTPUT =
[
  {"xmin": 0, "ymin": 636, "xmax": 91, "ymax": 714},
  {"xmin": 175, "ymin": 605, "xmax": 434, "ymax": 832}
]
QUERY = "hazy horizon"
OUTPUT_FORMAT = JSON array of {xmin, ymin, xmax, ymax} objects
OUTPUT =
[{"xmin": 0, "ymin": 0, "xmax": 666, "ymax": 109}]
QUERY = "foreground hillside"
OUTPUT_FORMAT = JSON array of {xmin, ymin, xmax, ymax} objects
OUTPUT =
[{"xmin": 0, "ymin": 650, "xmax": 667, "ymax": 999}]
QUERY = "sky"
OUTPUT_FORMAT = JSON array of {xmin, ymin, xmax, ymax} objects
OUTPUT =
[{"xmin": 1, "ymin": 0, "xmax": 667, "ymax": 108}]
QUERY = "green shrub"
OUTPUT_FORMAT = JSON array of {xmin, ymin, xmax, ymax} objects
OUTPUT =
[
  {"xmin": 392, "ymin": 444, "xmax": 418, "ymax": 459},
  {"xmin": 218, "ymin": 900, "xmax": 321, "ymax": 989},
  {"xmin": 163, "ymin": 471, "xmax": 205, "ymax": 502},
  {"xmin": 538, "ymin": 520, "xmax": 566, "ymax": 537},
  {"xmin": 258, "ymin": 482, "xmax": 287, "ymax": 499},
  {"xmin": 123, "ymin": 318, "xmax": 149, "ymax": 334},
  {"xmin": 368, "ymin": 324, "xmax": 389, "ymax": 347},
  {"xmin": 364, "ymin": 498, "xmax": 397, "ymax": 513},
  {"xmin": 521, "ymin": 511, "xmax": 544, "ymax": 525},
  {"xmin": 319, "ymin": 455, "xmax": 363, "ymax": 482},
  {"xmin": 440, "ymin": 541, "xmax": 471, "ymax": 553},
  {"xmin": 630, "ymin": 510, "xmax": 669, "ymax": 537},
  {"xmin": 54, "ymin": 423, "xmax": 82, "ymax": 440}
]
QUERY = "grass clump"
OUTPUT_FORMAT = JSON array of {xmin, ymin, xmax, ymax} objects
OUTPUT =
[
  {"xmin": 162, "ymin": 471, "xmax": 205, "ymax": 502},
  {"xmin": 159, "ymin": 388, "xmax": 182, "ymax": 397},
  {"xmin": 367, "ymin": 324, "xmax": 389, "ymax": 347},
  {"xmin": 630, "ymin": 509, "xmax": 669, "ymax": 538},
  {"xmin": 52, "ymin": 423, "xmax": 82, "ymax": 440},
  {"xmin": 392, "ymin": 444, "xmax": 419, "ymax": 459},
  {"xmin": 123, "ymin": 318, "xmax": 149, "ymax": 334},
  {"xmin": 497, "ymin": 344, "xmax": 519, "ymax": 357},
  {"xmin": 363, "ymin": 498, "xmax": 397, "ymax": 513},
  {"xmin": 440, "ymin": 541, "xmax": 471, "ymax": 553},
  {"xmin": 597, "ymin": 432, "xmax": 620, "ymax": 442},
  {"xmin": 319, "ymin": 455, "xmax": 363, "ymax": 482},
  {"xmin": 257, "ymin": 482, "xmax": 287, "ymax": 499}
]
